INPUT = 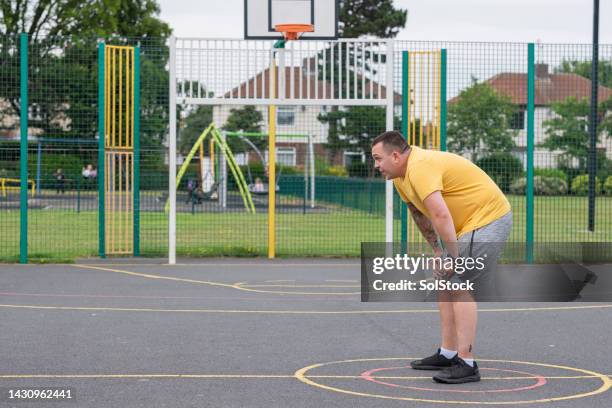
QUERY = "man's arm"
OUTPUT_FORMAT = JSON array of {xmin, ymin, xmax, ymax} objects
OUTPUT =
[
  {"xmin": 407, "ymin": 202, "xmax": 442, "ymax": 256},
  {"xmin": 422, "ymin": 191, "xmax": 458, "ymax": 258}
]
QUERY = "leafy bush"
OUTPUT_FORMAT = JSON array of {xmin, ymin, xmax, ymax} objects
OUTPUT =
[
  {"xmin": 510, "ymin": 176, "xmax": 568, "ymax": 195},
  {"xmin": 534, "ymin": 168, "xmax": 567, "ymax": 183},
  {"xmin": 604, "ymin": 176, "xmax": 612, "ymax": 196},
  {"xmin": 475, "ymin": 153, "xmax": 524, "ymax": 192},
  {"xmin": 571, "ymin": 174, "xmax": 601, "ymax": 195},
  {"xmin": 597, "ymin": 157, "xmax": 612, "ymax": 182}
]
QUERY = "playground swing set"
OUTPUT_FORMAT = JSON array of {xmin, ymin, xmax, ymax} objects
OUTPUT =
[{"xmin": 168, "ymin": 122, "xmax": 316, "ymax": 213}]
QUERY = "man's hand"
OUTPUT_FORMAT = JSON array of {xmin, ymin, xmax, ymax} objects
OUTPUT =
[{"xmin": 433, "ymin": 257, "xmax": 454, "ymax": 280}]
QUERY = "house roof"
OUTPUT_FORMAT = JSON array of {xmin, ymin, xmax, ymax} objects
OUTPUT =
[
  {"xmin": 225, "ymin": 65, "xmax": 402, "ymax": 104},
  {"xmin": 450, "ymin": 64, "xmax": 612, "ymax": 106}
]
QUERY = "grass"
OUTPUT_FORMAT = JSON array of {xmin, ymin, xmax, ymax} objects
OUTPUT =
[{"xmin": 1, "ymin": 195, "xmax": 611, "ymax": 262}]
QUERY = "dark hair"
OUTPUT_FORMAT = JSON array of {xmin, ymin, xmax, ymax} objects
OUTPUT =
[{"xmin": 372, "ymin": 131, "xmax": 409, "ymax": 153}]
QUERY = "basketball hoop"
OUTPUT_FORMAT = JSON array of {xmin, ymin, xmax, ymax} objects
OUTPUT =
[{"xmin": 274, "ymin": 24, "xmax": 314, "ymax": 41}]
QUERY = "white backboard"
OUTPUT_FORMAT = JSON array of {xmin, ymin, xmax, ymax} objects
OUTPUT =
[{"xmin": 244, "ymin": 0, "xmax": 338, "ymax": 40}]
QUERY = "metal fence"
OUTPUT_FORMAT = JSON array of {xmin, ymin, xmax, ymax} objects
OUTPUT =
[{"xmin": 1, "ymin": 35, "xmax": 611, "ymax": 262}]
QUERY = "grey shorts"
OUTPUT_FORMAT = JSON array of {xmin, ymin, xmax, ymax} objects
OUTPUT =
[{"xmin": 448, "ymin": 211, "xmax": 513, "ymax": 301}]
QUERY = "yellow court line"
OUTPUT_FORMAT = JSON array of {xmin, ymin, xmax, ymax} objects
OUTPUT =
[
  {"xmin": 2, "ymin": 304, "xmax": 612, "ymax": 315},
  {"xmin": 0, "ymin": 374, "xmax": 608, "ymax": 380},
  {"xmin": 231, "ymin": 281, "xmax": 358, "ymax": 295},
  {"xmin": 75, "ymin": 264, "xmax": 359, "ymax": 296},
  {"xmin": 0, "ymin": 304, "xmax": 432, "ymax": 314},
  {"xmin": 41, "ymin": 263, "xmax": 360, "ymax": 267},
  {"xmin": 263, "ymin": 280, "xmax": 295, "ymax": 282},
  {"xmin": 308, "ymin": 374, "xmax": 612, "ymax": 380},
  {"xmin": 241, "ymin": 284, "xmax": 360, "ymax": 288},
  {"xmin": 35, "ymin": 264, "xmax": 612, "ymax": 300},
  {"xmin": 325, "ymin": 280, "xmax": 359, "ymax": 282},
  {"xmin": 72, "ymin": 264, "xmax": 235, "ymax": 289}
]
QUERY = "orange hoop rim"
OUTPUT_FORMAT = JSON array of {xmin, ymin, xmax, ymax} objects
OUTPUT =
[{"xmin": 274, "ymin": 24, "xmax": 314, "ymax": 40}]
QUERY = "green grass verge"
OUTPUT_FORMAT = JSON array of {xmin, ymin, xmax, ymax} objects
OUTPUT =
[{"xmin": 0, "ymin": 195, "xmax": 611, "ymax": 262}]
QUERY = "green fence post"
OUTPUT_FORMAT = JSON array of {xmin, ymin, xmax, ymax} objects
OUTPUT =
[
  {"xmin": 526, "ymin": 43, "xmax": 535, "ymax": 264},
  {"xmin": 133, "ymin": 46, "xmax": 141, "ymax": 256},
  {"xmin": 19, "ymin": 33, "xmax": 28, "ymax": 264},
  {"xmin": 98, "ymin": 42, "xmax": 106, "ymax": 258},
  {"xmin": 440, "ymin": 49, "xmax": 447, "ymax": 152},
  {"xmin": 401, "ymin": 51, "xmax": 409, "ymax": 249}
]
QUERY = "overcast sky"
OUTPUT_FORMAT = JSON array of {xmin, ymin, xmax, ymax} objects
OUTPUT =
[{"xmin": 157, "ymin": 0, "xmax": 611, "ymax": 44}]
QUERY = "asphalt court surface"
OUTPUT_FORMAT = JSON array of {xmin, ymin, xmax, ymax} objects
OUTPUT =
[{"xmin": 1, "ymin": 259, "xmax": 611, "ymax": 407}]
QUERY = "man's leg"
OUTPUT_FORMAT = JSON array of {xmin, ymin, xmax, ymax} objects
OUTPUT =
[
  {"xmin": 438, "ymin": 290, "xmax": 458, "ymax": 351},
  {"xmin": 431, "ymin": 289, "xmax": 480, "ymax": 384},
  {"xmin": 451, "ymin": 290, "xmax": 477, "ymax": 360},
  {"xmin": 433, "ymin": 212, "xmax": 513, "ymax": 383},
  {"xmin": 410, "ymin": 290, "xmax": 460, "ymax": 370}
]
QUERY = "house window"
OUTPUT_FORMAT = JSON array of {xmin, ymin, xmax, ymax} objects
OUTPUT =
[
  {"xmin": 510, "ymin": 109, "xmax": 525, "ymax": 130},
  {"xmin": 343, "ymin": 151, "xmax": 365, "ymax": 167},
  {"xmin": 276, "ymin": 147, "xmax": 296, "ymax": 166},
  {"xmin": 277, "ymin": 106, "xmax": 295, "ymax": 126}
]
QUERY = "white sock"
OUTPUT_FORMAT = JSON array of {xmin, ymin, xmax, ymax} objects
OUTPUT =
[
  {"xmin": 461, "ymin": 358, "xmax": 475, "ymax": 367},
  {"xmin": 439, "ymin": 347, "xmax": 457, "ymax": 359}
]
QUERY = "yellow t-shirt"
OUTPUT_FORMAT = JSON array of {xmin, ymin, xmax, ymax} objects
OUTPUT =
[{"xmin": 393, "ymin": 146, "xmax": 511, "ymax": 238}]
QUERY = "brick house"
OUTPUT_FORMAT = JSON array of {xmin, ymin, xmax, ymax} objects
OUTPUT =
[
  {"xmin": 482, "ymin": 64, "xmax": 612, "ymax": 168},
  {"xmin": 211, "ymin": 59, "xmax": 401, "ymax": 169}
]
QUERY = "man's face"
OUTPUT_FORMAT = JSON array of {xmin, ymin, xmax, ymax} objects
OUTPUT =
[{"xmin": 372, "ymin": 143, "xmax": 402, "ymax": 179}]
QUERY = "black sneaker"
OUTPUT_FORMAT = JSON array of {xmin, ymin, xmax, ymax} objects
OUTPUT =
[
  {"xmin": 433, "ymin": 359, "xmax": 481, "ymax": 384},
  {"xmin": 410, "ymin": 349, "xmax": 459, "ymax": 370}
]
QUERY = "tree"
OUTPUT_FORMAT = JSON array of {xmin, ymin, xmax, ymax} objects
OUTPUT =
[
  {"xmin": 557, "ymin": 60, "xmax": 612, "ymax": 89},
  {"xmin": 222, "ymin": 106, "xmax": 266, "ymax": 155},
  {"xmin": 0, "ymin": 1, "xmax": 172, "ymax": 149},
  {"xmin": 339, "ymin": 0, "xmax": 408, "ymax": 38},
  {"xmin": 541, "ymin": 96, "xmax": 612, "ymax": 173},
  {"xmin": 318, "ymin": 105, "xmax": 400, "ymax": 177},
  {"xmin": 223, "ymin": 106, "xmax": 263, "ymax": 134},
  {"xmin": 552, "ymin": 59, "xmax": 612, "ymax": 177},
  {"xmin": 322, "ymin": 0, "xmax": 407, "ymax": 162},
  {"xmin": 446, "ymin": 79, "xmax": 518, "ymax": 161},
  {"xmin": 0, "ymin": 1, "xmax": 170, "ymax": 40},
  {"xmin": 178, "ymin": 106, "xmax": 212, "ymax": 155}
]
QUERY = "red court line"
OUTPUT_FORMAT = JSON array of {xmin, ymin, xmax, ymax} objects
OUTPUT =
[{"xmin": 360, "ymin": 366, "xmax": 547, "ymax": 393}]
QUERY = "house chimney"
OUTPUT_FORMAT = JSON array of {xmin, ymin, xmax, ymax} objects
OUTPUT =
[{"xmin": 535, "ymin": 63, "xmax": 549, "ymax": 78}]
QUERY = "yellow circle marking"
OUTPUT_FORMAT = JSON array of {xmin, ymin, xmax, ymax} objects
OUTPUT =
[
  {"xmin": 0, "ymin": 373, "xmax": 607, "ymax": 381},
  {"xmin": 294, "ymin": 357, "xmax": 611, "ymax": 405}
]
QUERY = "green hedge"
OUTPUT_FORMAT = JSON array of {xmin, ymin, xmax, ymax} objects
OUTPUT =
[
  {"xmin": 534, "ymin": 168, "xmax": 567, "ymax": 183},
  {"xmin": 476, "ymin": 153, "xmax": 524, "ymax": 192},
  {"xmin": 571, "ymin": 175, "xmax": 602, "ymax": 195},
  {"xmin": 510, "ymin": 176, "xmax": 568, "ymax": 195},
  {"xmin": 605, "ymin": 176, "xmax": 612, "ymax": 196}
]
